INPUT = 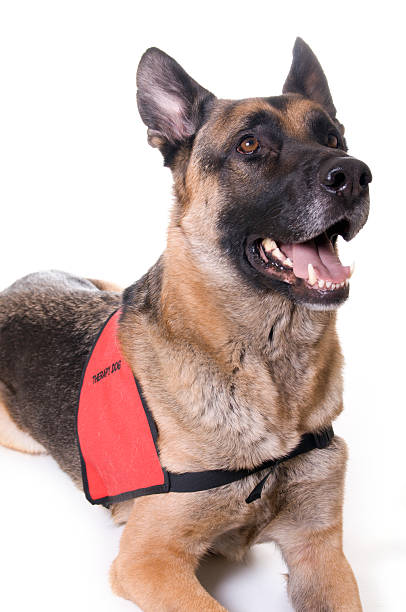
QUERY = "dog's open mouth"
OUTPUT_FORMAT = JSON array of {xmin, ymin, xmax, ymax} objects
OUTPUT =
[{"xmin": 245, "ymin": 220, "xmax": 353, "ymax": 304}]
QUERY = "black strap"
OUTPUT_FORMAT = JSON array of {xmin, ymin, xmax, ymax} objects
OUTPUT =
[{"xmin": 166, "ymin": 426, "xmax": 334, "ymax": 504}]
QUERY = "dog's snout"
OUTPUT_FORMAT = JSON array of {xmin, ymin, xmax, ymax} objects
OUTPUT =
[{"xmin": 320, "ymin": 157, "xmax": 372, "ymax": 202}]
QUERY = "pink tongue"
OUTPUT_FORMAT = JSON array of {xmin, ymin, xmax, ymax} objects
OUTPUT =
[{"xmin": 281, "ymin": 234, "xmax": 350, "ymax": 282}]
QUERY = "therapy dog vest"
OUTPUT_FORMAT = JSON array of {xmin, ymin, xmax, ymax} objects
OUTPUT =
[{"xmin": 76, "ymin": 309, "xmax": 334, "ymax": 507}]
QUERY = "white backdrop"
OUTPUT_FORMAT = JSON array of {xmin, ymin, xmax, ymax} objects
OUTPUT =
[{"xmin": 0, "ymin": 1, "xmax": 405, "ymax": 611}]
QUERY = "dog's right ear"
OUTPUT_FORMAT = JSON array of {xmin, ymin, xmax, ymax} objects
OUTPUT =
[{"xmin": 136, "ymin": 48, "xmax": 214, "ymax": 155}]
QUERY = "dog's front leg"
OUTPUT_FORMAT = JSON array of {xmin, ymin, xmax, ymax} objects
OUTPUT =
[
  {"xmin": 110, "ymin": 493, "xmax": 227, "ymax": 612},
  {"xmin": 263, "ymin": 438, "xmax": 362, "ymax": 611},
  {"xmin": 272, "ymin": 524, "xmax": 361, "ymax": 612}
]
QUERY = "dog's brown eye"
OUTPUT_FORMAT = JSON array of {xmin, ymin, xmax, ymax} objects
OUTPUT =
[
  {"xmin": 327, "ymin": 133, "xmax": 339, "ymax": 148},
  {"xmin": 237, "ymin": 136, "xmax": 260, "ymax": 154}
]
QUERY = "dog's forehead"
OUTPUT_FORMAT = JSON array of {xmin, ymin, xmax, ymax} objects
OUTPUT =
[
  {"xmin": 279, "ymin": 96, "xmax": 327, "ymax": 135},
  {"xmin": 202, "ymin": 95, "xmax": 325, "ymax": 145}
]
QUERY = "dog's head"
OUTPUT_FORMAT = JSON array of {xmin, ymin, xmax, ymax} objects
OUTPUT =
[{"xmin": 136, "ymin": 39, "xmax": 371, "ymax": 310}]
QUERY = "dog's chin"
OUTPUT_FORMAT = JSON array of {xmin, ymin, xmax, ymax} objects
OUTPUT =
[
  {"xmin": 244, "ymin": 221, "xmax": 353, "ymax": 310},
  {"xmin": 287, "ymin": 285, "xmax": 349, "ymax": 310},
  {"xmin": 248, "ymin": 268, "xmax": 349, "ymax": 311}
]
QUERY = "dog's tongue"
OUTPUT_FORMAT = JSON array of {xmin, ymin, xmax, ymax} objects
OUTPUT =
[{"xmin": 281, "ymin": 233, "xmax": 350, "ymax": 282}]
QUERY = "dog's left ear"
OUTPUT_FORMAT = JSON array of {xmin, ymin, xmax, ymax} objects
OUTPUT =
[
  {"xmin": 137, "ymin": 47, "xmax": 214, "ymax": 154},
  {"xmin": 283, "ymin": 38, "xmax": 337, "ymax": 121}
]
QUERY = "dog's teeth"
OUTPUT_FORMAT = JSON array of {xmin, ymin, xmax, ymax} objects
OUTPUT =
[
  {"xmin": 331, "ymin": 283, "xmax": 336, "ymax": 290},
  {"xmin": 340, "ymin": 281, "xmax": 345, "ymax": 287},
  {"xmin": 283, "ymin": 257, "xmax": 293, "ymax": 267},
  {"xmin": 318, "ymin": 279, "xmax": 325, "ymax": 289},
  {"xmin": 326, "ymin": 281, "xmax": 332, "ymax": 288},
  {"xmin": 350, "ymin": 262, "xmax": 355, "ymax": 278},
  {"xmin": 262, "ymin": 238, "xmax": 277, "ymax": 253},
  {"xmin": 272, "ymin": 248, "xmax": 285, "ymax": 262},
  {"xmin": 307, "ymin": 263, "xmax": 317, "ymax": 286},
  {"xmin": 345, "ymin": 278, "xmax": 349, "ymax": 286},
  {"xmin": 258, "ymin": 242, "xmax": 269, "ymax": 263}
]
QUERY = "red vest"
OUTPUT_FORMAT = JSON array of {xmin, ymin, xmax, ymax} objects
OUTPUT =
[{"xmin": 76, "ymin": 309, "xmax": 168, "ymax": 505}]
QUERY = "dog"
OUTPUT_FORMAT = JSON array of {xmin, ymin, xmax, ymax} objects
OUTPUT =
[{"xmin": 0, "ymin": 38, "xmax": 371, "ymax": 611}]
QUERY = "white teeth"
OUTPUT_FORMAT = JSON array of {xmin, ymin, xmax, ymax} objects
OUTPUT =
[
  {"xmin": 272, "ymin": 247, "xmax": 285, "ymax": 262},
  {"xmin": 262, "ymin": 238, "xmax": 277, "ymax": 253},
  {"xmin": 345, "ymin": 278, "xmax": 349, "ymax": 286},
  {"xmin": 307, "ymin": 263, "xmax": 317, "ymax": 286},
  {"xmin": 306, "ymin": 272, "xmax": 347, "ymax": 291},
  {"xmin": 350, "ymin": 262, "xmax": 355, "ymax": 278},
  {"xmin": 261, "ymin": 238, "xmax": 290, "ymax": 264}
]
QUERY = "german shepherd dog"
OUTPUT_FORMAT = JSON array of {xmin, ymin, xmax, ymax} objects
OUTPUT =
[{"xmin": 0, "ymin": 38, "xmax": 371, "ymax": 611}]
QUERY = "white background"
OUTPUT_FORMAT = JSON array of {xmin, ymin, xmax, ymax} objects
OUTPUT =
[{"xmin": 0, "ymin": 1, "xmax": 405, "ymax": 610}]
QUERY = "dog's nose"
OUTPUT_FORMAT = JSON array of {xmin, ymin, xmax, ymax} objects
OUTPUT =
[{"xmin": 320, "ymin": 157, "xmax": 372, "ymax": 202}]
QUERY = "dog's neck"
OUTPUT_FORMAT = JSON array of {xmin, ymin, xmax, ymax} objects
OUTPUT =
[
  {"xmin": 120, "ymin": 224, "xmax": 342, "ymax": 470},
  {"xmin": 159, "ymin": 224, "xmax": 335, "ymax": 365}
]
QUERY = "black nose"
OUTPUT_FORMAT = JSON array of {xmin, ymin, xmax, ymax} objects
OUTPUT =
[{"xmin": 320, "ymin": 157, "xmax": 372, "ymax": 201}]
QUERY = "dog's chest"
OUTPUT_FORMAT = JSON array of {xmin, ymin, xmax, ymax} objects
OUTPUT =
[{"xmin": 152, "ymin": 343, "xmax": 341, "ymax": 473}]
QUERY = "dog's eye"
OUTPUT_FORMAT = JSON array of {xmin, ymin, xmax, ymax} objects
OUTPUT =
[
  {"xmin": 327, "ymin": 133, "xmax": 339, "ymax": 148},
  {"xmin": 237, "ymin": 136, "xmax": 260, "ymax": 155}
]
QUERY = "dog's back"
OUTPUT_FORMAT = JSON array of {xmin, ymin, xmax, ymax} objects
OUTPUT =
[{"xmin": 0, "ymin": 271, "xmax": 120, "ymax": 482}]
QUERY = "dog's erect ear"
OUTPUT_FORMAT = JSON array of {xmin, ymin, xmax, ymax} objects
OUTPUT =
[
  {"xmin": 137, "ymin": 47, "xmax": 214, "ymax": 151},
  {"xmin": 283, "ymin": 38, "xmax": 337, "ymax": 120}
]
